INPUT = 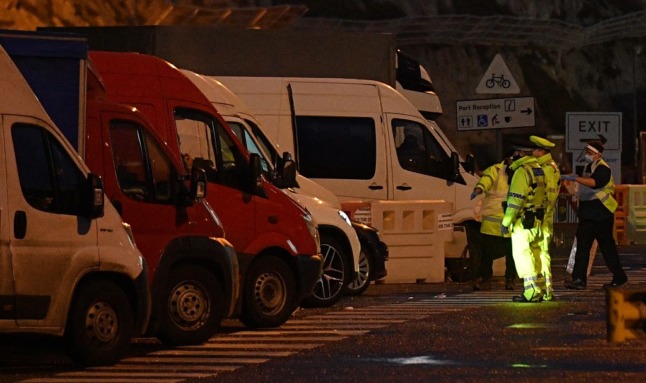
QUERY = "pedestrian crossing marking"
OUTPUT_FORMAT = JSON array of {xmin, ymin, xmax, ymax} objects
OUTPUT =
[{"xmin": 15, "ymin": 268, "xmax": 646, "ymax": 383}]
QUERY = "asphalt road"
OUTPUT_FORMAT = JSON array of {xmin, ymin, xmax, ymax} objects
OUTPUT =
[{"xmin": 1, "ymin": 242, "xmax": 645, "ymax": 383}]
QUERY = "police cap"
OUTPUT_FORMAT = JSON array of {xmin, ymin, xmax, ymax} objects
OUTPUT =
[{"xmin": 529, "ymin": 135, "xmax": 555, "ymax": 149}]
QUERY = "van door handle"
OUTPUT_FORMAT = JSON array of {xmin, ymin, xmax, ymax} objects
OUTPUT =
[
  {"xmin": 396, "ymin": 184, "xmax": 412, "ymax": 191},
  {"xmin": 368, "ymin": 183, "xmax": 384, "ymax": 190},
  {"xmin": 14, "ymin": 211, "xmax": 27, "ymax": 239}
]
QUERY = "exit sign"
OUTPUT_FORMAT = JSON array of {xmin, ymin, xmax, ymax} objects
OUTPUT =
[{"xmin": 566, "ymin": 112, "xmax": 622, "ymax": 151}]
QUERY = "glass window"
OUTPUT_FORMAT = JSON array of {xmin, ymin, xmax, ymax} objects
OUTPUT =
[
  {"xmin": 295, "ymin": 116, "xmax": 376, "ymax": 179},
  {"xmin": 110, "ymin": 120, "xmax": 175, "ymax": 203},
  {"xmin": 392, "ymin": 119, "xmax": 453, "ymax": 180},
  {"xmin": 175, "ymin": 109, "xmax": 246, "ymax": 189},
  {"xmin": 228, "ymin": 121, "xmax": 270, "ymax": 174},
  {"xmin": 12, "ymin": 123, "xmax": 84, "ymax": 215}
]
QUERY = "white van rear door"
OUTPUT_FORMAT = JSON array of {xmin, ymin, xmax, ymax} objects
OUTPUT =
[
  {"xmin": 387, "ymin": 113, "xmax": 460, "ymax": 203},
  {"xmin": 287, "ymin": 81, "xmax": 388, "ymax": 201},
  {"xmin": 4, "ymin": 116, "xmax": 99, "ymax": 326}
]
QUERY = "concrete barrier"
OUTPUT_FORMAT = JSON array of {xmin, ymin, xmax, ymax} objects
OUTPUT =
[
  {"xmin": 626, "ymin": 185, "xmax": 646, "ymax": 244},
  {"xmin": 342, "ymin": 200, "xmax": 453, "ymax": 283},
  {"xmin": 606, "ymin": 287, "xmax": 646, "ymax": 343}
]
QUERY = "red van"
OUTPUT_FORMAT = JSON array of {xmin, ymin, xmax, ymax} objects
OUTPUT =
[
  {"xmin": 82, "ymin": 69, "xmax": 239, "ymax": 345},
  {"xmin": 90, "ymin": 51, "xmax": 322, "ymax": 328}
]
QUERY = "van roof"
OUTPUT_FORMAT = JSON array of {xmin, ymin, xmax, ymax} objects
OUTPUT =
[{"xmin": 0, "ymin": 44, "xmax": 55, "ymax": 124}]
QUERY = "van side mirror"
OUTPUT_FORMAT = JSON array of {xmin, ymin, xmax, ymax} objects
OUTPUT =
[
  {"xmin": 274, "ymin": 151, "xmax": 298, "ymax": 189},
  {"xmin": 84, "ymin": 173, "xmax": 104, "ymax": 218},
  {"xmin": 450, "ymin": 152, "xmax": 460, "ymax": 181},
  {"xmin": 463, "ymin": 154, "xmax": 476, "ymax": 174},
  {"xmin": 190, "ymin": 166, "xmax": 207, "ymax": 200},
  {"xmin": 249, "ymin": 153, "xmax": 265, "ymax": 196}
]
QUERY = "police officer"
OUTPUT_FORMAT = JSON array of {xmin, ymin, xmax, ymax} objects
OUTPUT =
[
  {"xmin": 470, "ymin": 151, "xmax": 517, "ymax": 291},
  {"xmin": 530, "ymin": 135, "xmax": 560, "ymax": 301},
  {"xmin": 562, "ymin": 140, "xmax": 628, "ymax": 290},
  {"xmin": 501, "ymin": 141, "xmax": 547, "ymax": 303}
]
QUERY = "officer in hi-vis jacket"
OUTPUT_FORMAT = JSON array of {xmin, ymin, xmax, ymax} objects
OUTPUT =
[{"xmin": 501, "ymin": 140, "xmax": 547, "ymax": 303}]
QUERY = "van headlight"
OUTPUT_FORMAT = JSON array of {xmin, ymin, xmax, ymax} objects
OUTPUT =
[
  {"xmin": 338, "ymin": 210, "xmax": 352, "ymax": 226},
  {"xmin": 121, "ymin": 222, "xmax": 137, "ymax": 248},
  {"xmin": 303, "ymin": 213, "xmax": 321, "ymax": 253}
]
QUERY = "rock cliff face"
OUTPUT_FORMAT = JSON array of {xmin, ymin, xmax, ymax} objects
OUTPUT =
[{"xmin": 3, "ymin": 0, "xmax": 646, "ymax": 179}]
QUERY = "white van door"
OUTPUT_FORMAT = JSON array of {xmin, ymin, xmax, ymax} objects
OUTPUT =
[
  {"xmin": 287, "ymin": 81, "xmax": 388, "ymax": 201},
  {"xmin": 3, "ymin": 116, "xmax": 99, "ymax": 325},
  {"xmin": 0, "ymin": 117, "xmax": 16, "ymax": 324},
  {"xmin": 387, "ymin": 113, "xmax": 465, "ymax": 203}
]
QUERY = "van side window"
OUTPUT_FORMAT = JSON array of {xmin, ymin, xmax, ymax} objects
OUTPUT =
[
  {"xmin": 228, "ymin": 121, "xmax": 270, "ymax": 175},
  {"xmin": 295, "ymin": 116, "xmax": 376, "ymax": 179},
  {"xmin": 392, "ymin": 119, "xmax": 451, "ymax": 180},
  {"xmin": 12, "ymin": 123, "xmax": 85, "ymax": 215},
  {"xmin": 109, "ymin": 120, "xmax": 175, "ymax": 203},
  {"xmin": 174, "ymin": 108, "xmax": 246, "ymax": 189}
]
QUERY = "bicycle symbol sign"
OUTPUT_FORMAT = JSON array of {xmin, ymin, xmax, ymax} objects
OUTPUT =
[
  {"xmin": 485, "ymin": 73, "xmax": 511, "ymax": 89},
  {"xmin": 476, "ymin": 54, "xmax": 520, "ymax": 94}
]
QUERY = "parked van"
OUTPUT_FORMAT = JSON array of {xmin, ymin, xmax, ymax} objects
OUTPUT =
[
  {"xmin": 217, "ymin": 77, "xmax": 479, "ymax": 263},
  {"xmin": 182, "ymin": 70, "xmax": 388, "ymax": 299},
  {"xmin": 84, "ymin": 74, "xmax": 238, "ymax": 345},
  {"xmin": 2, "ymin": 30, "xmax": 239, "ymax": 346},
  {"xmin": 89, "ymin": 51, "xmax": 322, "ymax": 327},
  {"xmin": 0, "ymin": 44, "xmax": 150, "ymax": 366}
]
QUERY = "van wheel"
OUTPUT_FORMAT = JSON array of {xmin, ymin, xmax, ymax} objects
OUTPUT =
[
  {"xmin": 64, "ymin": 280, "xmax": 133, "ymax": 366},
  {"xmin": 240, "ymin": 256, "xmax": 295, "ymax": 328},
  {"xmin": 158, "ymin": 265, "xmax": 224, "ymax": 345},
  {"xmin": 302, "ymin": 235, "xmax": 350, "ymax": 307},
  {"xmin": 345, "ymin": 247, "xmax": 372, "ymax": 296}
]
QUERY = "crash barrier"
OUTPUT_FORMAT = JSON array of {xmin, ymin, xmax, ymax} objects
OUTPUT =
[
  {"xmin": 342, "ymin": 200, "xmax": 453, "ymax": 283},
  {"xmin": 626, "ymin": 184, "xmax": 646, "ymax": 244},
  {"xmin": 614, "ymin": 185, "xmax": 629, "ymax": 246},
  {"xmin": 555, "ymin": 188, "xmax": 631, "ymax": 246},
  {"xmin": 606, "ymin": 287, "xmax": 646, "ymax": 343}
]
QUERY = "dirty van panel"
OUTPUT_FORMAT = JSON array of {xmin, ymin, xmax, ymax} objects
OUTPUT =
[
  {"xmin": 294, "ymin": 115, "xmax": 388, "ymax": 200},
  {"xmin": 6, "ymin": 119, "xmax": 99, "ymax": 324}
]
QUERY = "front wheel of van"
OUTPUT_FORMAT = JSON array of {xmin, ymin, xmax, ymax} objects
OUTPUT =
[
  {"xmin": 158, "ymin": 265, "xmax": 224, "ymax": 345},
  {"xmin": 64, "ymin": 280, "xmax": 134, "ymax": 366},
  {"xmin": 345, "ymin": 247, "xmax": 372, "ymax": 296},
  {"xmin": 302, "ymin": 235, "xmax": 350, "ymax": 307},
  {"xmin": 241, "ymin": 256, "xmax": 296, "ymax": 328}
]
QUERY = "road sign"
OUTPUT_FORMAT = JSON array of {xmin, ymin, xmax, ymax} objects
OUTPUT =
[
  {"xmin": 456, "ymin": 97, "xmax": 535, "ymax": 131},
  {"xmin": 476, "ymin": 54, "xmax": 520, "ymax": 94},
  {"xmin": 566, "ymin": 112, "xmax": 622, "ymax": 151}
]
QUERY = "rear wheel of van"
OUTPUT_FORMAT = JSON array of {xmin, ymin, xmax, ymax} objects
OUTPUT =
[
  {"xmin": 64, "ymin": 280, "xmax": 134, "ymax": 366},
  {"xmin": 241, "ymin": 256, "xmax": 296, "ymax": 328},
  {"xmin": 158, "ymin": 265, "xmax": 224, "ymax": 345},
  {"xmin": 302, "ymin": 235, "xmax": 350, "ymax": 307},
  {"xmin": 345, "ymin": 247, "xmax": 372, "ymax": 296}
]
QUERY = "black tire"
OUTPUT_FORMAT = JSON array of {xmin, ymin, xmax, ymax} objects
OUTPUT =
[
  {"xmin": 64, "ymin": 280, "xmax": 133, "ymax": 366},
  {"xmin": 302, "ymin": 234, "xmax": 350, "ymax": 307},
  {"xmin": 345, "ymin": 246, "xmax": 372, "ymax": 296},
  {"xmin": 240, "ymin": 256, "xmax": 296, "ymax": 328},
  {"xmin": 158, "ymin": 264, "xmax": 224, "ymax": 345}
]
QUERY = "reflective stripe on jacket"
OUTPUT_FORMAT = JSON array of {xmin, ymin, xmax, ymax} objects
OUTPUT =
[
  {"xmin": 579, "ymin": 158, "xmax": 618, "ymax": 213},
  {"xmin": 502, "ymin": 156, "xmax": 546, "ymax": 228}
]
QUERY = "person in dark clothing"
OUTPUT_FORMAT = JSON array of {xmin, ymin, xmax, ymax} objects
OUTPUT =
[{"xmin": 562, "ymin": 140, "xmax": 628, "ymax": 290}]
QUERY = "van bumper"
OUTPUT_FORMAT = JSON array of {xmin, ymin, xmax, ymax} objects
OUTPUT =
[
  {"xmin": 133, "ymin": 259, "xmax": 152, "ymax": 336},
  {"xmin": 294, "ymin": 254, "xmax": 323, "ymax": 304},
  {"xmin": 352, "ymin": 222, "xmax": 388, "ymax": 281}
]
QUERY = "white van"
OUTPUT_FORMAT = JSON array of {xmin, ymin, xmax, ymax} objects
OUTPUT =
[
  {"xmin": 182, "ymin": 70, "xmax": 373, "ymax": 306},
  {"xmin": 217, "ymin": 76, "xmax": 480, "ymax": 264},
  {"xmin": 0, "ymin": 45, "xmax": 150, "ymax": 366}
]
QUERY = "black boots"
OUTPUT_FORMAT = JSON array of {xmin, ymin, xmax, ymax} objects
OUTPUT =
[{"xmin": 564, "ymin": 278, "xmax": 587, "ymax": 290}]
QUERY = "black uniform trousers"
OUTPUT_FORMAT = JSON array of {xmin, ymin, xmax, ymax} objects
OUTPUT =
[
  {"xmin": 479, "ymin": 233, "xmax": 516, "ymax": 281},
  {"xmin": 572, "ymin": 215, "xmax": 626, "ymax": 282}
]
